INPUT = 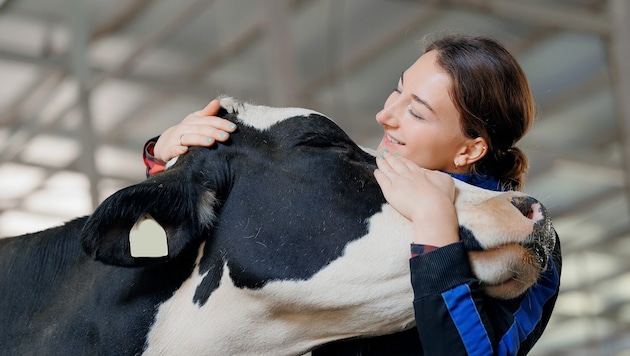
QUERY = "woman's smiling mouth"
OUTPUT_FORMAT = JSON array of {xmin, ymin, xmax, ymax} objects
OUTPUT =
[{"xmin": 387, "ymin": 134, "xmax": 403, "ymax": 145}]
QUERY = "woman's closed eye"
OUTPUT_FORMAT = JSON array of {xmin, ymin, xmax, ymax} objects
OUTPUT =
[{"xmin": 408, "ymin": 107, "xmax": 424, "ymax": 120}]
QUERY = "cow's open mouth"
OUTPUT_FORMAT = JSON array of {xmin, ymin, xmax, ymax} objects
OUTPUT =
[{"xmin": 523, "ymin": 241, "xmax": 548, "ymax": 271}]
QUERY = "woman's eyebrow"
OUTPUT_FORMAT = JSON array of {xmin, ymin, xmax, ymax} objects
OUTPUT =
[
  {"xmin": 401, "ymin": 70, "xmax": 435, "ymax": 113},
  {"xmin": 411, "ymin": 94, "xmax": 435, "ymax": 113}
]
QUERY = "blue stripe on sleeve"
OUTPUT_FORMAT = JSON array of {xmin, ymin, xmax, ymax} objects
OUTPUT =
[
  {"xmin": 443, "ymin": 258, "xmax": 560, "ymax": 356},
  {"xmin": 497, "ymin": 260, "xmax": 560, "ymax": 355},
  {"xmin": 442, "ymin": 284, "xmax": 493, "ymax": 355}
]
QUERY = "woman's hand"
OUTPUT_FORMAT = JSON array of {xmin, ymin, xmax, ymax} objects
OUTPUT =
[
  {"xmin": 153, "ymin": 99, "xmax": 237, "ymax": 163},
  {"xmin": 373, "ymin": 150, "xmax": 460, "ymax": 247}
]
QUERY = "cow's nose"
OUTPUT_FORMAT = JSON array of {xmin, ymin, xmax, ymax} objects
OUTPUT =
[
  {"xmin": 511, "ymin": 196, "xmax": 544, "ymax": 223},
  {"xmin": 511, "ymin": 195, "xmax": 554, "ymax": 271}
]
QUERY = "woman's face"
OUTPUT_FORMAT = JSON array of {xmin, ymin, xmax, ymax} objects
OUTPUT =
[{"xmin": 376, "ymin": 50, "xmax": 472, "ymax": 172}]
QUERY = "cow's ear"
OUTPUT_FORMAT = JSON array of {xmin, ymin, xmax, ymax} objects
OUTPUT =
[{"xmin": 80, "ymin": 176, "xmax": 217, "ymax": 267}]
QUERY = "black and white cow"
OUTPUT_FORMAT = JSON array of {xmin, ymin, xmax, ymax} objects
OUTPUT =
[{"xmin": 0, "ymin": 97, "xmax": 556, "ymax": 355}]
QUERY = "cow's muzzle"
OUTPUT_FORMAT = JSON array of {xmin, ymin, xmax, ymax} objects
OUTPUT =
[{"xmin": 511, "ymin": 196, "xmax": 555, "ymax": 271}]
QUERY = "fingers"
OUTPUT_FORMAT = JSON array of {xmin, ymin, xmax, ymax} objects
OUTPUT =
[
  {"xmin": 163, "ymin": 136, "xmax": 189, "ymax": 162},
  {"xmin": 374, "ymin": 149, "xmax": 441, "ymax": 196},
  {"xmin": 195, "ymin": 99, "xmax": 221, "ymax": 117},
  {"xmin": 181, "ymin": 100, "xmax": 236, "ymax": 142},
  {"xmin": 374, "ymin": 150, "xmax": 417, "ymax": 193},
  {"xmin": 154, "ymin": 99, "xmax": 238, "ymax": 163},
  {"xmin": 375, "ymin": 149, "xmax": 425, "ymax": 177},
  {"xmin": 178, "ymin": 116, "xmax": 236, "ymax": 146},
  {"xmin": 373, "ymin": 164, "xmax": 391, "ymax": 187},
  {"xmin": 375, "ymin": 150, "xmax": 455, "ymax": 202}
]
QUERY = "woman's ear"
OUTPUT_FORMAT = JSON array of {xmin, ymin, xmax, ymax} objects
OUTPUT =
[{"xmin": 454, "ymin": 137, "xmax": 488, "ymax": 169}]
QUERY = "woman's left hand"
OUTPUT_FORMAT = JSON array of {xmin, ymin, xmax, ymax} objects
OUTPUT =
[
  {"xmin": 153, "ymin": 100, "xmax": 236, "ymax": 163},
  {"xmin": 373, "ymin": 150, "xmax": 460, "ymax": 247}
]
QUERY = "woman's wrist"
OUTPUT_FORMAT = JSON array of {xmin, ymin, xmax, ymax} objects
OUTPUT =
[{"xmin": 410, "ymin": 200, "xmax": 459, "ymax": 247}]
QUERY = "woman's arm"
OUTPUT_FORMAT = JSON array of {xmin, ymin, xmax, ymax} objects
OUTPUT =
[{"xmin": 411, "ymin": 238, "xmax": 560, "ymax": 355}]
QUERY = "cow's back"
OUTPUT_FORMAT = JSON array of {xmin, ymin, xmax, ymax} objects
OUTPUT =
[{"xmin": 0, "ymin": 217, "xmax": 197, "ymax": 355}]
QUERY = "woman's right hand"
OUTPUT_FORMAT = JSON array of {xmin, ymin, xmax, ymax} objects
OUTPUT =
[
  {"xmin": 374, "ymin": 151, "xmax": 459, "ymax": 247},
  {"xmin": 153, "ymin": 99, "xmax": 237, "ymax": 163}
]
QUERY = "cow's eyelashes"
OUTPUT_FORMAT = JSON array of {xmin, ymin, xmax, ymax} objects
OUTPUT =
[{"xmin": 300, "ymin": 135, "xmax": 340, "ymax": 148}]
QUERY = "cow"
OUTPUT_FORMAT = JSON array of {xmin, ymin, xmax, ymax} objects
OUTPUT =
[{"xmin": 0, "ymin": 97, "xmax": 558, "ymax": 355}]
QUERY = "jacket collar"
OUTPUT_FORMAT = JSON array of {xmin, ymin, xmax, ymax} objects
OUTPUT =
[{"xmin": 446, "ymin": 172, "xmax": 503, "ymax": 191}]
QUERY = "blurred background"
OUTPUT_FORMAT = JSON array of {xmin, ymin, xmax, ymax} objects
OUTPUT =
[{"xmin": 0, "ymin": 0, "xmax": 628, "ymax": 354}]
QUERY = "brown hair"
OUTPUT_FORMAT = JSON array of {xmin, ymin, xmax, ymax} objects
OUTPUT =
[{"xmin": 424, "ymin": 34, "xmax": 535, "ymax": 191}]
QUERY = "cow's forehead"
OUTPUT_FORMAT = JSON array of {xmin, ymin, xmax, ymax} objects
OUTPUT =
[{"xmin": 219, "ymin": 96, "xmax": 326, "ymax": 130}]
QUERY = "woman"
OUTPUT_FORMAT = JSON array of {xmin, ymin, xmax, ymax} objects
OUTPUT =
[{"xmin": 143, "ymin": 34, "xmax": 561, "ymax": 355}]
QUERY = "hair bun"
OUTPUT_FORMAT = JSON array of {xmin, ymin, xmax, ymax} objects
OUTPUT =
[{"xmin": 496, "ymin": 146, "xmax": 529, "ymax": 190}]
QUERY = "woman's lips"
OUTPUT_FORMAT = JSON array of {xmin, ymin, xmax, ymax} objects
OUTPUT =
[{"xmin": 386, "ymin": 134, "xmax": 403, "ymax": 145}]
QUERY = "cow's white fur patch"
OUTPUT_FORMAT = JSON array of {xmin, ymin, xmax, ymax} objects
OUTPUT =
[
  {"xmin": 196, "ymin": 191, "xmax": 218, "ymax": 228},
  {"xmin": 220, "ymin": 96, "xmax": 326, "ymax": 130},
  {"xmin": 165, "ymin": 155, "xmax": 178, "ymax": 170},
  {"xmin": 453, "ymin": 180, "xmax": 535, "ymax": 249}
]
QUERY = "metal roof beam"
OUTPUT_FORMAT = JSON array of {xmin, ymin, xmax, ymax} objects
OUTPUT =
[
  {"xmin": 264, "ymin": 0, "xmax": 298, "ymax": 106},
  {"xmin": 70, "ymin": 0, "xmax": 99, "ymax": 210},
  {"xmin": 609, "ymin": 0, "xmax": 630, "ymax": 206},
  {"xmin": 439, "ymin": 0, "xmax": 610, "ymax": 35},
  {"xmin": 0, "ymin": 0, "xmax": 218, "ymax": 166},
  {"xmin": 298, "ymin": 6, "xmax": 440, "ymax": 101}
]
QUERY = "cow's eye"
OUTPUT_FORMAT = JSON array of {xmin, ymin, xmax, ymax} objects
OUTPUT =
[{"xmin": 301, "ymin": 135, "xmax": 337, "ymax": 148}]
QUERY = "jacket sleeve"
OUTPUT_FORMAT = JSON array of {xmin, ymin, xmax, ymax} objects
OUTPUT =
[
  {"xmin": 410, "ymin": 236, "xmax": 561, "ymax": 355},
  {"xmin": 143, "ymin": 136, "xmax": 166, "ymax": 177}
]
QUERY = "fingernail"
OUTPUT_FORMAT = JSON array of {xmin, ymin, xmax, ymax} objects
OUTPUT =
[
  {"xmin": 228, "ymin": 124, "xmax": 236, "ymax": 130},
  {"xmin": 393, "ymin": 153, "xmax": 399, "ymax": 157},
  {"xmin": 381, "ymin": 149, "xmax": 389, "ymax": 154},
  {"xmin": 180, "ymin": 147, "xmax": 186, "ymax": 152},
  {"xmin": 377, "ymin": 155, "xmax": 384, "ymax": 160},
  {"xmin": 205, "ymin": 137, "xmax": 214, "ymax": 143},
  {"xmin": 220, "ymin": 132, "xmax": 228, "ymax": 138},
  {"xmin": 374, "ymin": 168, "xmax": 379, "ymax": 173}
]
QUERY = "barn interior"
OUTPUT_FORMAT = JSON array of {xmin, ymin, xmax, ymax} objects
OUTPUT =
[{"xmin": 0, "ymin": 0, "xmax": 629, "ymax": 354}]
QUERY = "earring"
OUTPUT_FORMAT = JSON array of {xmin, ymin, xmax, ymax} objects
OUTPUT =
[{"xmin": 454, "ymin": 161, "xmax": 460, "ymax": 169}]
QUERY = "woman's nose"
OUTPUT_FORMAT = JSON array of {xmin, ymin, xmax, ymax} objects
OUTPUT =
[{"xmin": 376, "ymin": 99, "xmax": 399, "ymax": 127}]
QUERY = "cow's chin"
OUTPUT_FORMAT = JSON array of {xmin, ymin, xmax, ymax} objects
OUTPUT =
[{"xmin": 468, "ymin": 244, "xmax": 542, "ymax": 300}]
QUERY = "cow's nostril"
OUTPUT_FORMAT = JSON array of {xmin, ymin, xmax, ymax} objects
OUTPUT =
[
  {"xmin": 511, "ymin": 196, "xmax": 530, "ymax": 217},
  {"xmin": 511, "ymin": 196, "xmax": 542, "ymax": 221}
]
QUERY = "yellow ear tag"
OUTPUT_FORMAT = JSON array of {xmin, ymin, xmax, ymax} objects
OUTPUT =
[{"xmin": 129, "ymin": 215, "xmax": 168, "ymax": 258}]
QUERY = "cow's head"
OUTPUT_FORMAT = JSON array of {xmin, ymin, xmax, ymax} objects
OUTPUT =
[
  {"xmin": 80, "ymin": 96, "xmax": 556, "ymax": 301},
  {"xmin": 452, "ymin": 180, "xmax": 557, "ymax": 299}
]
